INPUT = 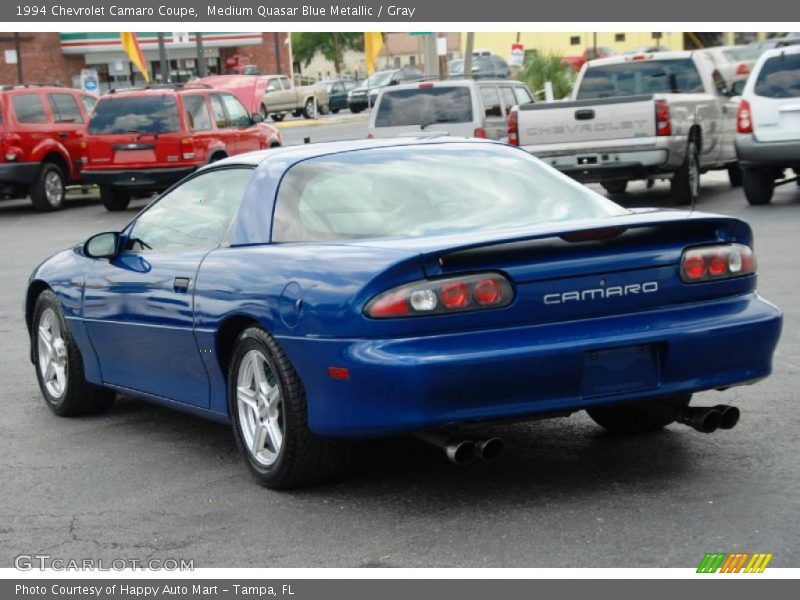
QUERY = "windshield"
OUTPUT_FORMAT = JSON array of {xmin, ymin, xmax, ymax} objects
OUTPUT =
[
  {"xmin": 366, "ymin": 71, "xmax": 395, "ymax": 87},
  {"xmin": 449, "ymin": 60, "xmax": 465, "ymax": 76},
  {"xmin": 272, "ymin": 145, "xmax": 626, "ymax": 242},
  {"xmin": 375, "ymin": 87, "xmax": 473, "ymax": 127},
  {"xmin": 577, "ymin": 59, "xmax": 703, "ymax": 99},
  {"xmin": 88, "ymin": 95, "xmax": 181, "ymax": 134},
  {"xmin": 723, "ymin": 47, "xmax": 760, "ymax": 62}
]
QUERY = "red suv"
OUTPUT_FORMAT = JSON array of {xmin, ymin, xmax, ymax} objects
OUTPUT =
[
  {"xmin": 82, "ymin": 85, "xmax": 282, "ymax": 211},
  {"xmin": 0, "ymin": 84, "xmax": 96, "ymax": 211}
]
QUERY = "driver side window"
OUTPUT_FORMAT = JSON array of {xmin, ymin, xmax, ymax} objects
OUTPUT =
[{"xmin": 126, "ymin": 168, "xmax": 254, "ymax": 253}]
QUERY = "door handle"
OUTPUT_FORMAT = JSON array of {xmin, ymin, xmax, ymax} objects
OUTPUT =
[
  {"xmin": 58, "ymin": 131, "xmax": 69, "ymax": 138},
  {"xmin": 173, "ymin": 277, "xmax": 191, "ymax": 293}
]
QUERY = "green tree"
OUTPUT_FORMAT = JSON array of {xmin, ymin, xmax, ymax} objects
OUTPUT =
[
  {"xmin": 291, "ymin": 32, "xmax": 364, "ymax": 75},
  {"xmin": 518, "ymin": 52, "xmax": 574, "ymax": 101}
]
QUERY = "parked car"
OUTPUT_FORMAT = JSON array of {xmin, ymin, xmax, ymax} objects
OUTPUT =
[
  {"xmin": 367, "ymin": 79, "xmax": 533, "ymax": 140},
  {"xmin": 0, "ymin": 84, "xmax": 96, "ymax": 211},
  {"xmin": 448, "ymin": 55, "xmax": 510, "ymax": 79},
  {"xmin": 347, "ymin": 67, "xmax": 424, "ymax": 113},
  {"xmin": 735, "ymin": 45, "xmax": 800, "ymax": 205},
  {"xmin": 704, "ymin": 45, "xmax": 761, "ymax": 84},
  {"xmin": 508, "ymin": 51, "xmax": 742, "ymax": 204},
  {"xmin": 26, "ymin": 138, "xmax": 782, "ymax": 488},
  {"xmin": 326, "ymin": 79, "xmax": 357, "ymax": 113},
  {"xmin": 562, "ymin": 47, "xmax": 615, "ymax": 72},
  {"xmin": 81, "ymin": 85, "xmax": 281, "ymax": 211},
  {"xmin": 194, "ymin": 74, "xmax": 328, "ymax": 122}
]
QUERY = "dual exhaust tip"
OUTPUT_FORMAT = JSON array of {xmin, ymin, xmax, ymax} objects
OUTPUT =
[
  {"xmin": 416, "ymin": 431, "xmax": 505, "ymax": 465},
  {"xmin": 678, "ymin": 404, "xmax": 740, "ymax": 433}
]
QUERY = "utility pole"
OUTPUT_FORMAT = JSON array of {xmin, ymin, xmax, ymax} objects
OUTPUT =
[
  {"xmin": 273, "ymin": 33, "xmax": 282, "ymax": 75},
  {"xmin": 157, "ymin": 32, "xmax": 169, "ymax": 82},
  {"xmin": 464, "ymin": 32, "xmax": 475, "ymax": 79},
  {"xmin": 13, "ymin": 33, "xmax": 23, "ymax": 84},
  {"xmin": 195, "ymin": 33, "xmax": 207, "ymax": 77},
  {"xmin": 593, "ymin": 32, "xmax": 597, "ymax": 58},
  {"xmin": 333, "ymin": 32, "xmax": 341, "ymax": 76},
  {"xmin": 423, "ymin": 34, "xmax": 439, "ymax": 78}
]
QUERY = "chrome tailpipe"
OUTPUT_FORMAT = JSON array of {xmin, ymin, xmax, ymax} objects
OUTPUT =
[
  {"xmin": 713, "ymin": 405, "xmax": 740, "ymax": 430},
  {"xmin": 414, "ymin": 431, "xmax": 478, "ymax": 465},
  {"xmin": 677, "ymin": 406, "xmax": 723, "ymax": 433},
  {"xmin": 475, "ymin": 437, "xmax": 505, "ymax": 462}
]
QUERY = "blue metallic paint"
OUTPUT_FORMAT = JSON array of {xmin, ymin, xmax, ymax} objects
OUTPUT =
[{"xmin": 26, "ymin": 139, "xmax": 783, "ymax": 436}]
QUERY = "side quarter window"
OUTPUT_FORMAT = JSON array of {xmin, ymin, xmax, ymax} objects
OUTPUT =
[
  {"xmin": 13, "ymin": 93, "xmax": 48, "ymax": 124},
  {"xmin": 125, "ymin": 168, "xmax": 254, "ymax": 253},
  {"xmin": 480, "ymin": 86, "xmax": 502, "ymax": 117},
  {"xmin": 266, "ymin": 78, "xmax": 281, "ymax": 92}
]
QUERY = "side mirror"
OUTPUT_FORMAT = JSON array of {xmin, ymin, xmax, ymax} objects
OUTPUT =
[
  {"xmin": 84, "ymin": 232, "xmax": 120, "ymax": 259},
  {"xmin": 250, "ymin": 112, "xmax": 264, "ymax": 123}
]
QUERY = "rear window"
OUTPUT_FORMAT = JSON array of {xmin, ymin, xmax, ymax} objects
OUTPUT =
[
  {"xmin": 577, "ymin": 59, "xmax": 704, "ymax": 99},
  {"xmin": 272, "ymin": 145, "xmax": 625, "ymax": 243},
  {"xmin": 754, "ymin": 53, "xmax": 800, "ymax": 98},
  {"xmin": 88, "ymin": 95, "xmax": 181, "ymax": 134},
  {"xmin": 13, "ymin": 94, "xmax": 47, "ymax": 124},
  {"xmin": 375, "ymin": 87, "xmax": 473, "ymax": 128}
]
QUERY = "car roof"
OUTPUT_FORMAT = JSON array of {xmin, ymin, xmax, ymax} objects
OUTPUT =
[
  {"xmin": 209, "ymin": 137, "xmax": 499, "ymax": 169},
  {"xmin": 385, "ymin": 79, "xmax": 525, "ymax": 91},
  {"xmin": 588, "ymin": 50, "xmax": 695, "ymax": 67},
  {"xmin": 0, "ymin": 84, "xmax": 83, "ymax": 94},
  {"xmin": 756, "ymin": 44, "xmax": 800, "ymax": 61}
]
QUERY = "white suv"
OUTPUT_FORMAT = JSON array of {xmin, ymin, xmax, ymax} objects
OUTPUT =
[{"xmin": 736, "ymin": 45, "xmax": 800, "ymax": 205}]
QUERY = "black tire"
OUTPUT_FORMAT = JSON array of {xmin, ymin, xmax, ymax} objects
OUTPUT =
[
  {"xmin": 271, "ymin": 113, "xmax": 285, "ymax": 122},
  {"xmin": 601, "ymin": 180, "xmax": 628, "ymax": 194},
  {"xmin": 99, "ymin": 186, "xmax": 131, "ymax": 212},
  {"xmin": 292, "ymin": 109, "xmax": 303, "ymax": 118},
  {"xmin": 742, "ymin": 169, "xmax": 775, "ymax": 205},
  {"xmin": 32, "ymin": 290, "xmax": 115, "ymax": 417},
  {"xmin": 671, "ymin": 142, "xmax": 700, "ymax": 206},
  {"xmin": 727, "ymin": 164, "xmax": 743, "ymax": 187},
  {"xmin": 330, "ymin": 108, "xmax": 340, "ymax": 114},
  {"xmin": 587, "ymin": 394, "xmax": 691, "ymax": 435},
  {"xmin": 302, "ymin": 98, "xmax": 317, "ymax": 119},
  {"xmin": 350, "ymin": 107, "xmax": 363, "ymax": 114},
  {"xmin": 208, "ymin": 152, "xmax": 227, "ymax": 164},
  {"xmin": 30, "ymin": 162, "xmax": 66, "ymax": 212},
  {"xmin": 228, "ymin": 327, "xmax": 350, "ymax": 489},
  {"xmin": 319, "ymin": 103, "xmax": 330, "ymax": 116}
]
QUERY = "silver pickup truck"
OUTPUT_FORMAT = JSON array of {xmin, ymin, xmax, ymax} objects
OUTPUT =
[{"xmin": 509, "ymin": 51, "xmax": 742, "ymax": 204}]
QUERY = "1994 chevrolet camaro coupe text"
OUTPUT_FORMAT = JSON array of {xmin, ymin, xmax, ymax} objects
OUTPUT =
[{"xmin": 26, "ymin": 138, "xmax": 783, "ymax": 488}]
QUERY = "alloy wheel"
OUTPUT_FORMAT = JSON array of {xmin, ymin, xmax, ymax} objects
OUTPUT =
[
  {"xmin": 236, "ymin": 349, "xmax": 283, "ymax": 466},
  {"xmin": 37, "ymin": 308, "xmax": 68, "ymax": 398}
]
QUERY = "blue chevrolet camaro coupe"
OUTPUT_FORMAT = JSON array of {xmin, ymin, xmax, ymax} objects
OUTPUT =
[{"xmin": 26, "ymin": 138, "xmax": 782, "ymax": 488}]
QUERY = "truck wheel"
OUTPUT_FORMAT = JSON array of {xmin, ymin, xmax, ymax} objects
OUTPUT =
[
  {"xmin": 33, "ymin": 290, "xmax": 115, "ymax": 416},
  {"xmin": 319, "ymin": 103, "xmax": 330, "ymax": 116},
  {"xmin": 670, "ymin": 141, "xmax": 700, "ymax": 206},
  {"xmin": 292, "ymin": 109, "xmax": 303, "ymax": 117},
  {"xmin": 350, "ymin": 107, "xmax": 363, "ymax": 114},
  {"xmin": 271, "ymin": 113, "xmax": 285, "ymax": 122},
  {"xmin": 587, "ymin": 394, "xmax": 691, "ymax": 435},
  {"xmin": 30, "ymin": 163, "xmax": 66, "ymax": 212},
  {"xmin": 100, "ymin": 186, "xmax": 131, "ymax": 212},
  {"xmin": 330, "ymin": 108, "xmax": 340, "ymax": 114},
  {"xmin": 601, "ymin": 180, "xmax": 628, "ymax": 195},
  {"xmin": 742, "ymin": 169, "xmax": 775, "ymax": 205},
  {"xmin": 228, "ymin": 326, "xmax": 351, "ymax": 489},
  {"xmin": 727, "ymin": 164, "xmax": 743, "ymax": 187},
  {"xmin": 302, "ymin": 98, "xmax": 317, "ymax": 119}
]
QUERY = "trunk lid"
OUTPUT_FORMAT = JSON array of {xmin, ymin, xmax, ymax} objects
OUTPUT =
[{"xmin": 516, "ymin": 95, "xmax": 656, "ymax": 147}]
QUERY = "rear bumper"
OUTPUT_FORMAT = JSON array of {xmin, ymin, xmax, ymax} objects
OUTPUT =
[
  {"xmin": 278, "ymin": 293, "xmax": 782, "ymax": 437},
  {"xmin": 526, "ymin": 137, "xmax": 686, "ymax": 183},
  {"xmin": 81, "ymin": 166, "xmax": 196, "ymax": 190},
  {"xmin": 736, "ymin": 134, "xmax": 800, "ymax": 169},
  {"xmin": 0, "ymin": 162, "xmax": 39, "ymax": 187}
]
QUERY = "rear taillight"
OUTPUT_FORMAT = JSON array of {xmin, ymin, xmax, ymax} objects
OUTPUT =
[
  {"xmin": 473, "ymin": 127, "xmax": 487, "ymax": 139},
  {"xmin": 655, "ymin": 100, "xmax": 671, "ymax": 136},
  {"xmin": 735, "ymin": 63, "xmax": 749, "ymax": 76},
  {"xmin": 181, "ymin": 137, "xmax": 195, "ymax": 160},
  {"xmin": 506, "ymin": 110, "xmax": 518, "ymax": 146},
  {"xmin": 737, "ymin": 99, "xmax": 752, "ymax": 134},
  {"xmin": 418, "ymin": 82, "xmax": 434, "ymax": 89},
  {"xmin": 365, "ymin": 273, "xmax": 514, "ymax": 318},
  {"xmin": 680, "ymin": 244, "xmax": 756, "ymax": 283}
]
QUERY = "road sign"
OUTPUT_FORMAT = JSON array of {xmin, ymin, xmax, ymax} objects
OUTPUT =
[
  {"xmin": 510, "ymin": 42, "xmax": 525, "ymax": 67},
  {"xmin": 80, "ymin": 68, "xmax": 99, "ymax": 93}
]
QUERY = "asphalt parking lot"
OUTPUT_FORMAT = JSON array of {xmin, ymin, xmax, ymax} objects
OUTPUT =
[{"xmin": 1, "ymin": 151, "xmax": 799, "ymax": 567}]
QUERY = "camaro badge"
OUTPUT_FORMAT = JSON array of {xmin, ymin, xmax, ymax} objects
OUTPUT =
[{"xmin": 544, "ymin": 282, "xmax": 659, "ymax": 305}]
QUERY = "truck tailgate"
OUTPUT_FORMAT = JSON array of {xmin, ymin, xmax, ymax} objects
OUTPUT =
[{"xmin": 517, "ymin": 95, "xmax": 656, "ymax": 148}]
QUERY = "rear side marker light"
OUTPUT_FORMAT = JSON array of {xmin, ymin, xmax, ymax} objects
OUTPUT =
[
  {"xmin": 737, "ymin": 99, "xmax": 752, "ymax": 134},
  {"xmin": 736, "ymin": 63, "xmax": 749, "ymax": 76},
  {"xmin": 655, "ymin": 100, "xmax": 671, "ymax": 136},
  {"xmin": 506, "ymin": 110, "xmax": 519, "ymax": 146},
  {"xmin": 328, "ymin": 367, "xmax": 350, "ymax": 380},
  {"xmin": 365, "ymin": 273, "xmax": 514, "ymax": 318},
  {"xmin": 680, "ymin": 244, "xmax": 756, "ymax": 283}
]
